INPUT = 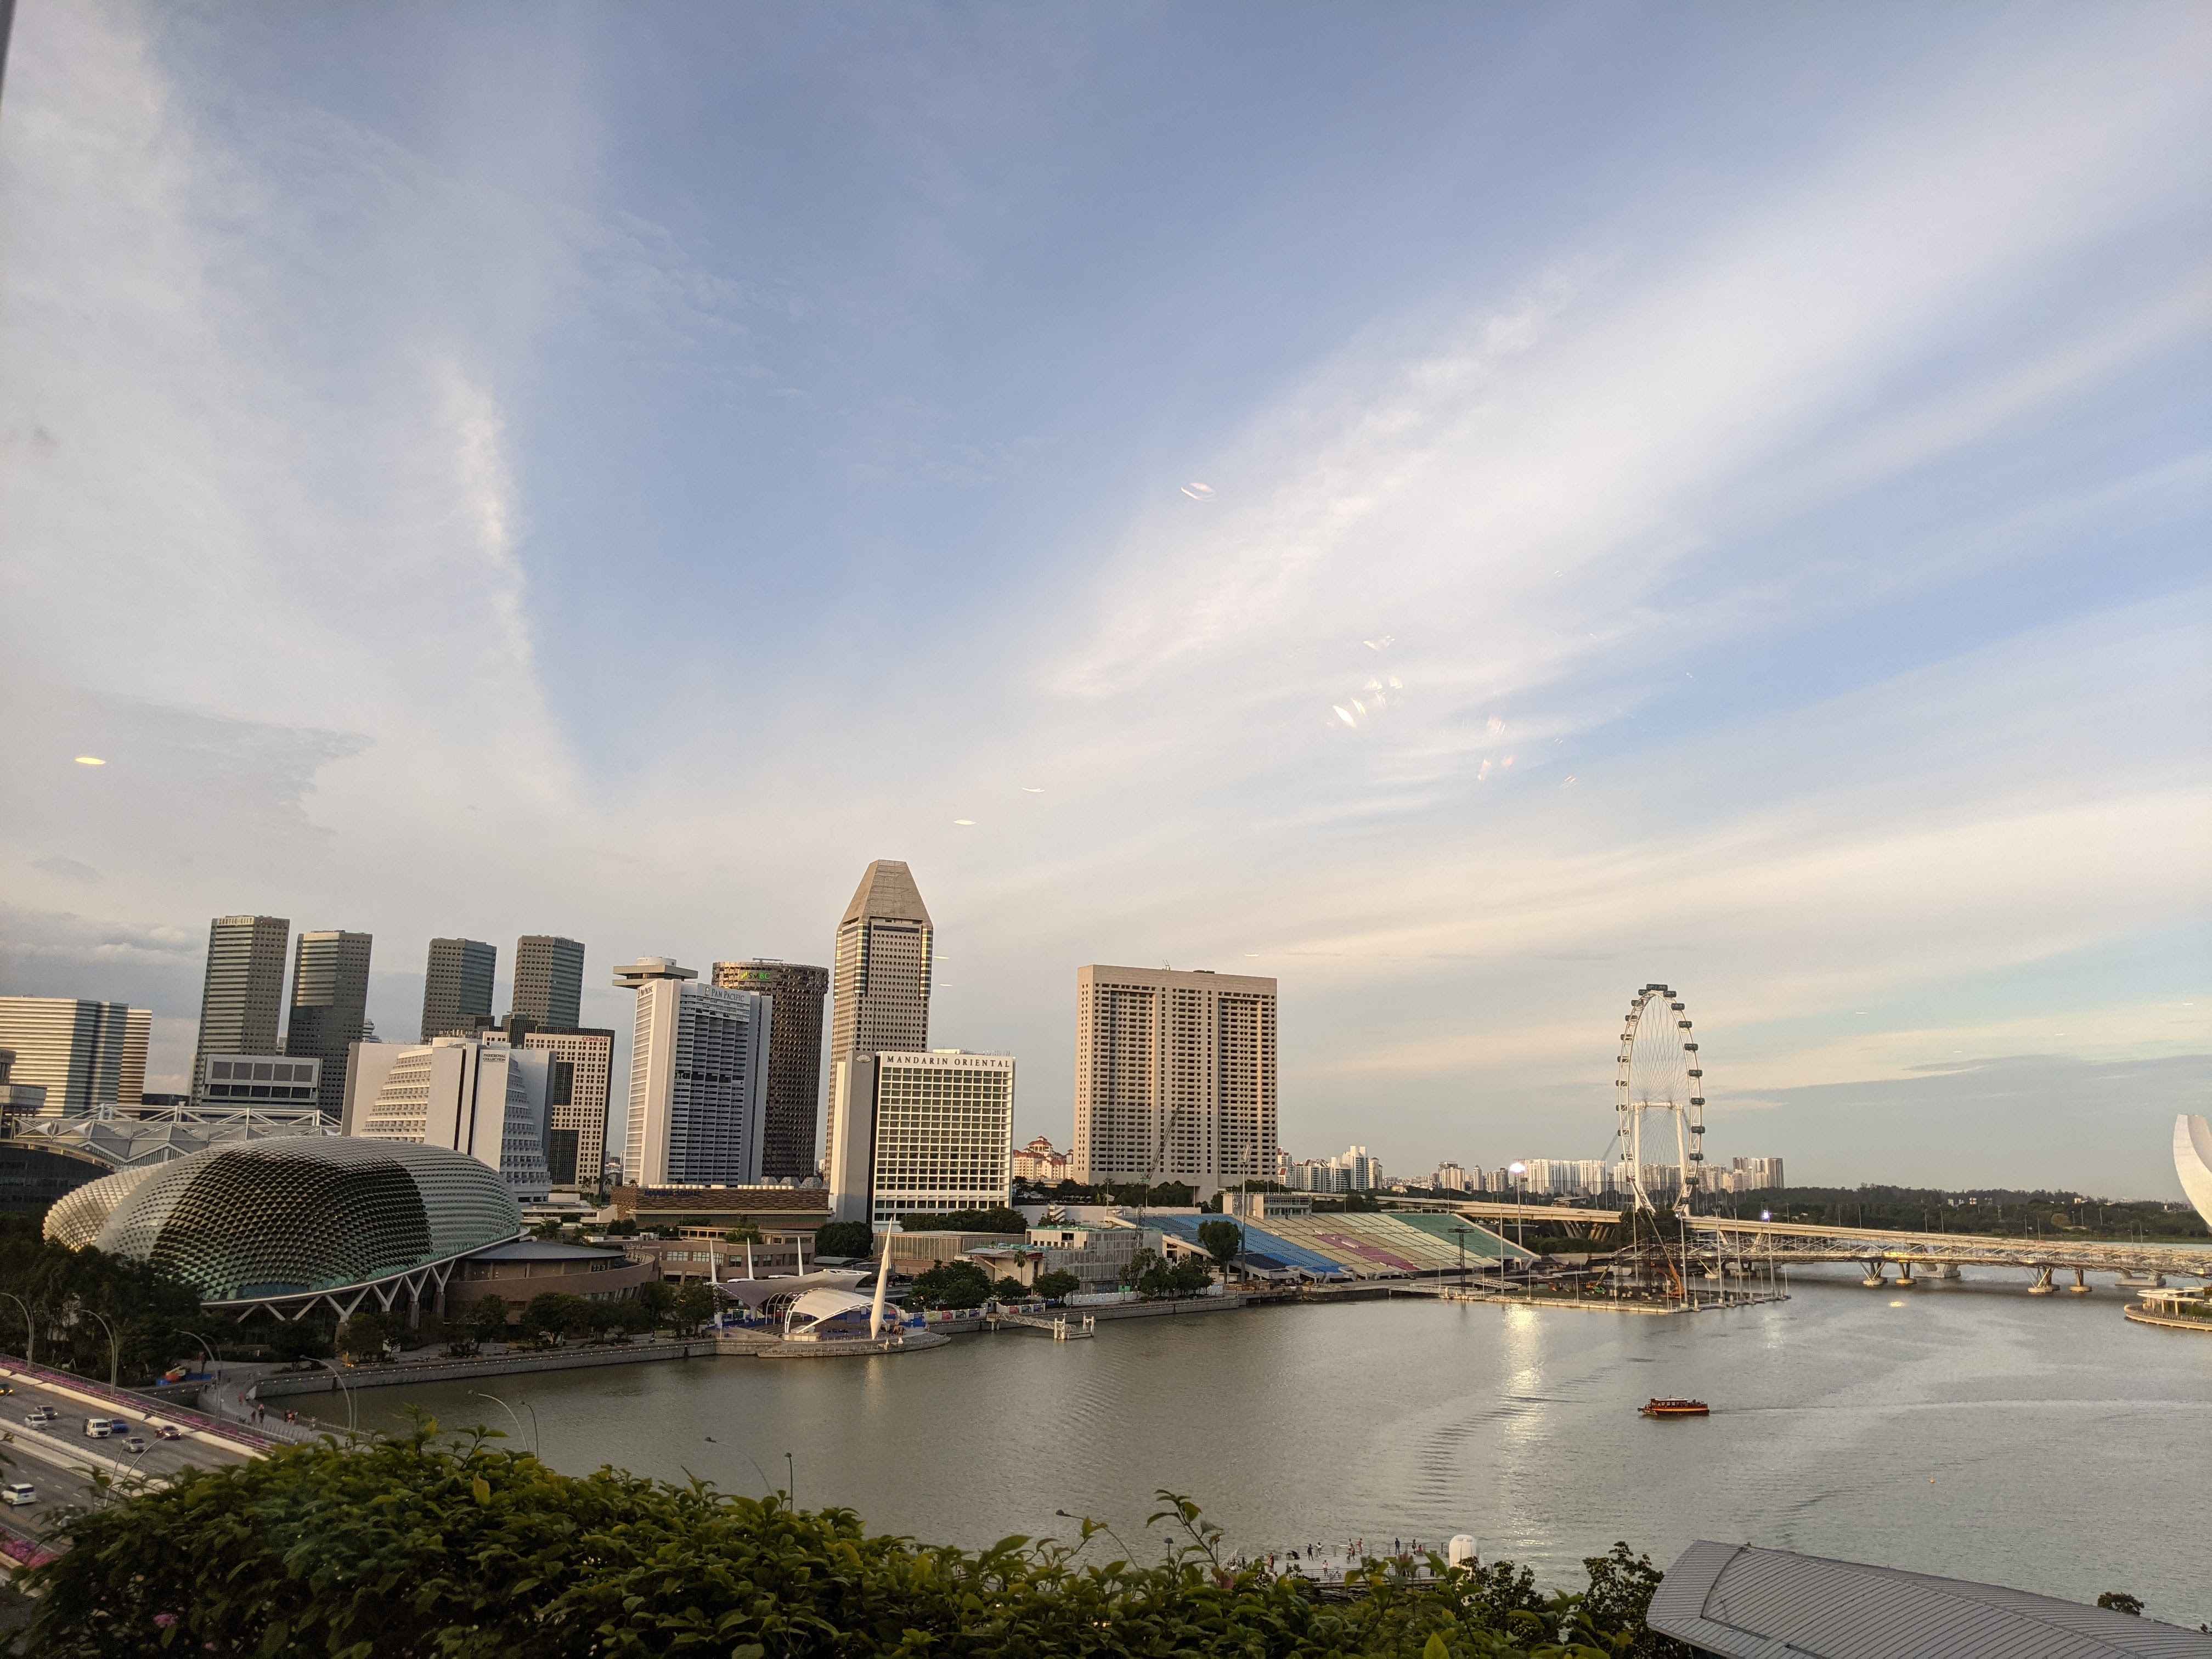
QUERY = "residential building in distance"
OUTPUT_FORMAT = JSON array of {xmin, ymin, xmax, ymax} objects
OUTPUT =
[
  {"xmin": 1073, "ymin": 966, "xmax": 1277, "ymax": 1199},
  {"xmin": 197, "ymin": 1054, "xmax": 321, "ymax": 1110},
  {"xmin": 420, "ymin": 938, "xmax": 496, "ymax": 1040},
  {"xmin": 829, "ymin": 1049, "xmax": 1014, "ymax": 1227},
  {"xmin": 285, "ymin": 930, "xmax": 372, "ymax": 1118},
  {"xmin": 191, "ymin": 915, "xmax": 290, "ymax": 1095},
  {"xmin": 711, "ymin": 959, "xmax": 828, "ymax": 1180},
  {"xmin": 0, "ymin": 998, "xmax": 149, "ymax": 1113},
  {"xmin": 829, "ymin": 860, "xmax": 932, "ymax": 1068},
  {"xmin": 1012, "ymin": 1134, "xmax": 1071, "ymax": 1186},
  {"xmin": 1733, "ymin": 1155, "xmax": 1786, "ymax": 1189},
  {"xmin": 616, "ymin": 958, "xmax": 771, "ymax": 1188},
  {"xmin": 511, "ymin": 935, "xmax": 586, "ymax": 1028},
  {"xmin": 345, "ymin": 1035, "xmax": 552, "ymax": 1200}
]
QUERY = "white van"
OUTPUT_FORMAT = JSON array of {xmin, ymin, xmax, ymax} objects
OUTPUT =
[
  {"xmin": 0, "ymin": 1483, "xmax": 33, "ymax": 1507},
  {"xmin": 83, "ymin": 1417, "xmax": 121, "ymax": 1438}
]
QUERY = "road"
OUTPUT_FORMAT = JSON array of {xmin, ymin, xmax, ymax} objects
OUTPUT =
[{"xmin": 0, "ymin": 1365, "xmax": 258, "ymax": 1543}]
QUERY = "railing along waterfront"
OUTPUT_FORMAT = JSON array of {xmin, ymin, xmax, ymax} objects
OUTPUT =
[{"xmin": 1683, "ymin": 1216, "xmax": 2212, "ymax": 1278}]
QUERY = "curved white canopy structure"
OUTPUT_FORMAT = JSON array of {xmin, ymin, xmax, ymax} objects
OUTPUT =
[{"xmin": 2175, "ymin": 1114, "xmax": 2212, "ymax": 1230}]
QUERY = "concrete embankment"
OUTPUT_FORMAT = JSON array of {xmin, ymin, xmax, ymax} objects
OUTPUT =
[{"xmin": 253, "ymin": 1339, "xmax": 724, "ymax": 1396}]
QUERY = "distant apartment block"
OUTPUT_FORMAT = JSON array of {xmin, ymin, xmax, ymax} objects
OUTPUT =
[
  {"xmin": 197, "ymin": 1054, "xmax": 320, "ymax": 1110},
  {"xmin": 617, "ymin": 958, "xmax": 771, "ymax": 1188},
  {"xmin": 1733, "ymin": 1155, "xmax": 1786, "ymax": 1189},
  {"xmin": 191, "ymin": 915, "xmax": 290, "ymax": 1094},
  {"xmin": 0, "ymin": 997, "xmax": 149, "ymax": 1113},
  {"xmin": 284, "ymin": 930, "xmax": 372, "ymax": 1118},
  {"xmin": 830, "ymin": 1049, "xmax": 1014, "ymax": 1227},
  {"xmin": 1073, "ymin": 966, "xmax": 1277, "ymax": 1197},
  {"xmin": 1012, "ymin": 1135, "xmax": 1071, "ymax": 1186},
  {"xmin": 420, "ymin": 938, "xmax": 496, "ymax": 1040},
  {"xmin": 830, "ymin": 860, "xmax": 932, "ymax": 1067},
  {"xmin": 346, "ymin": 1036, "xmax": 551, "ymax": 1200},
  {"xmin": 511, "ymin": 935, "xmax": 586, "ymax": 1029},
  {"xmin": 712, "ymin": 958, "xmax": 828, "ymax": 1180}
]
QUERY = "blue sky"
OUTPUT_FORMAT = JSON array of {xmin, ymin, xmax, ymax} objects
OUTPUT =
[{"xmin": 2, "ymin": 2, "xmax": 2206, "ymax": 1193}]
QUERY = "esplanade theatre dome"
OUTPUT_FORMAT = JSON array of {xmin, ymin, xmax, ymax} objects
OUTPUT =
[{"xmin": 46, "ymin": 1139, "xmax": 520, "ymax": 1306}]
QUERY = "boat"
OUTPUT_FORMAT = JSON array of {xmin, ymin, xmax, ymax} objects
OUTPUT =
[{"xmin": 1640, "ymin": 1397, "xmax": 1709, "ymax": 1417}]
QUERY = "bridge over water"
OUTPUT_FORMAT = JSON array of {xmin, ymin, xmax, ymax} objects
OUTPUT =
[{"xmin": 1680, "ymin": 1214, "xmax": 2212, "ymax": 1288}]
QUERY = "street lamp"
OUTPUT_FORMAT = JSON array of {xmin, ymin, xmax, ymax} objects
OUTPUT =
[
  {"xmin": 0, "ymin": 1293, "xmax": 37, "ymax": 1365},
  {"xmin": 308, "ymin": 1358, "xmax": 357, "ymax": 1437},
  {"xmin": 470, "ymin": 1390, "xmax": 538, "ymax": 1456},
  {"xmin": 81, "ymin": 1310, "xmax": 121, "ymax": 1387}
]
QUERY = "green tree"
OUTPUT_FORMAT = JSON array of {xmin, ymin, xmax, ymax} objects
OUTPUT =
[
  {"xmin": 337, "ymin": 1310, "xmax": 400, "ymax": 1363},
  {"xmin": 991, "ymin": 1276, "xmax": 1030, "ymax": 1302},
  {"xmin": 25, "ymin": 1443, "xmax": 1676, "ymax": 1657},
  {"xmin": 813, "ymin": 1220, "xmax": 874, "ymax": 1259},
  {"xmin": 2097, "ymin": 1590, "xmax": 2145, "ymax": 1616},
  {"xmin": 909, "ymin": 1261, "xmax": 992, "ymax": 1310},
  {"xmin": 1032, "ymin": 1269, "xmax": 1080, "ymax": 1302},
  {"xmin": 889, "ymin": 1206, "xmax": 1028, "ymax": 1235},
  {"xmin": 1197, "ymin": 1220, "xmax": 1244, "ymax": 1276},
  {"xmin": 517, "ymin": 1293, "xmax": 580, "ymax": 1347},
  {"xmin": 466, "ymin": 1294, "xmax": 511, "ymax": 1344},
  {"xmin": 670, "ymin": 1283, "xmax": 717, "ymax": 1334},
  {"xmin": 634, "ymin": 1279, "xmax": 676, "ymax": 1333}
]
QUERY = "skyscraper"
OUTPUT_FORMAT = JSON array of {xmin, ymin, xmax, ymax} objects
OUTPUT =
[
  {"xmin": 616, "ymin": 958, "xmax": 771, "ymax": 1188},
  {"xmin": 511, "ymin": 935, "xmax": 585, "ymax": 1028},
  {"xmin": 829, "ymin": 860, "xmax": 932, "ymax": 1067},
  {"xmin": 420, "ymin": 938, "xmax": 496, "ymax": 1040},
  {"xmin": 0, "ymin": 998, "xmax": 150, "ymax": 1113},
  {"xmin": 712, "ymin": 959, "xmax": 828, "ymax": 1179},
  {"xmin": 504, "ymin": 1023, "xmax": 616, "ymax": 1191},
  {"xmin": 191, "ymin": 915, "xmax": 290, "ymax": 1094},
  {"xmin": 830, "ymin": 1049, "xmax": 1015, "ymax": 1226},
  {"xmin": 285, "ymin": 930, "xmax": 373, "ymax": 1119},
  {"xmin": 346, "ymin": 1036, "xmax": 552, "ymax": 1200},
  {"xmin": 1073, "ymin": 965, "xmax": 1277, "ymax": 1198}
]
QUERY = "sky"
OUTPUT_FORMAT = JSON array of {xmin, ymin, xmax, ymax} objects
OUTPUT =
[{"xmin": 1, "ymin": 2, "xmax": 2207, "ymax": 1197}]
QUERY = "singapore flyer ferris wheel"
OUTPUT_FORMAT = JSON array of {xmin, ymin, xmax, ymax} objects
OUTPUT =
[{"xmin": 1614, "ymin": 983, "xmax": 1708, "ymax": 1216}]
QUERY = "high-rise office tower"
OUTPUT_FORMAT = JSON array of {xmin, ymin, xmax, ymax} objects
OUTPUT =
[
  {"xmin": 346, "ymin": 1036, "xmax": 552, "ymax": 1200},
  {"xmin": 0, "ymin": 998, "xmax": 150, "ymax": 1113},
  {"xmin": 615, "ymin": 958, "xmax": 771, "ymax": 1188},
  {"xmin": 1073, "ymin": 965, "xmax": 1277, "ymax": 1197},
  {"xmin": 510, "ymin": 935, "xmax": 585, "ymax": 1029},
  {"xmin": 828, "ymin": 860, "xmax": 932, "ymax": 1068},
  {"xmin": 420, "ymin": 938, "xmax": 496, "ymax": 1040},
  {"xmin": 830, "ymin": 1049, "xmax": 1014, "ymax": 1227},
  {"xmin": 285, "ymin": 930, "xmax": 373, "ymax": 1118},
  {"xmin": 191, "ymin": 915, "xmax": 290, "ymax": 1094},
  {"xmin": 712, "ymin": 959, "xmax": 828, "ymax": 1179},
  {"xmin": 503, "ymin": 1022, "xmax": 616, "ymax": 1190}
]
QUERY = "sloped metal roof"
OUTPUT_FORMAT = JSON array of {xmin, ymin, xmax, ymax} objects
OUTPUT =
[
  {"xmin": 1650, "ymin": 1541, "xmax": 2212, "ymax": 1659},
  {"xmin": 839, "ymin": 860, "xmax": 930, "ymax": 928}
]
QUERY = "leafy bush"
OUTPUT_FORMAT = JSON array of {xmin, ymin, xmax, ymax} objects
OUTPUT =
[
  {"xmin": 26, "ymin": 1428, "xmax": 1685, "ymax": 1657},
  {"xmin": 813, "ymin": 1220, "xmax": 874, "ymax": 1259}
]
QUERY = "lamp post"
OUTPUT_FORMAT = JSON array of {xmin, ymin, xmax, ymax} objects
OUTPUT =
[
  {"xmin": 309, "ymin": 1358, "xmax": 357, "ymax": 1436},
  {"xmin": 471, "ymin": 1390, "xmax": 537, "ymax": 1455},
  {"xmin": 81, "ymin": 1310, "xmax": 121, "ymax": 1387},
  {"xmin": 1507, "ymin": 1163, "xmax": 1527, "ymax": 1295},
  {"xmin": 0, "ymin": 1292, "xmax": 36, "ymax": 1365}
]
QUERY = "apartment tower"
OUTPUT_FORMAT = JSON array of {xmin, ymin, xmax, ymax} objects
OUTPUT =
[
  {"xmin": 191, "ymin": 915, "xmax": 290, "ymax": 1094},
  {"xmin": 511, "ymin": 935, "xmax": 586, "ymax": 1028},
  {"xmin": 285, "ymin": 930, "xmax": 373, "ymax": 1118},
  {"xmin": 616, "ymin": 957, "xmax": 771, "ymax": 1188},
  {"xmin": 1073, "ymin": 965, "xmax": 1277, "ymax": 1198},
  {"xmin": 0, "ymin": 998, "xmax": 149, "ymax": 1113},
  {"xmin": 420, "ymin": 938, "xmax": 496, "ymax": 1041},
  {"xmin": 712, "ymin": 959, "xmax": 828, "ymax": 1179}
]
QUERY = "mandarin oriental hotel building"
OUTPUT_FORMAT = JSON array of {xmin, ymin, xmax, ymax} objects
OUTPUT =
[{"xmin": 830, "ymin": 1049, "xmax": 1014, "ymax": 1227}]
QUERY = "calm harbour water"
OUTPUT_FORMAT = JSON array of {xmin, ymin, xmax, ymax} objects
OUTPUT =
[{"xmin": 304, "ymin": 1268, "xmax": 2211, "ymax": 1624}]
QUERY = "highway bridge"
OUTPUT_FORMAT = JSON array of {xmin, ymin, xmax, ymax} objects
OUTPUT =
[{"xmin": 1681, "ymin": 1214, "xmax": 2212, "ymax": 1288}]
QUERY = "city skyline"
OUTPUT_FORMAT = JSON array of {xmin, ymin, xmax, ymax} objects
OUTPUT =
[{"xmin": 2, "ymin": 4, "xmax": 2205, "ymax": 1194}]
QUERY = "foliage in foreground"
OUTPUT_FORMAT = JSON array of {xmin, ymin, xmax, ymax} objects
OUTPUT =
[{"xmin": 26, "ymin": 1423, "xmax": 1689, "ymax": 1657}]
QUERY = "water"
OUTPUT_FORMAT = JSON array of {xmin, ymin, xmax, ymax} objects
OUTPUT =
[{"xmin": 304, "ymin": 1269, "xmax": 2212, "ymax": 1624}]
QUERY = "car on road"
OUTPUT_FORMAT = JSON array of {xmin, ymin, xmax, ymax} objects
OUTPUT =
[
  {"xmin": 83, "ymin": 1417, "xmax": 121, "ymax": 1438},
  {"xmin": 123, "ymin": 1435, "xmax": 150, "ymax": 1454},
  {"xmin": 23, "ymin": 1408, "xmax": 57, "ymax": 1427},
  {"xmin": 153, "ymin": 1423, "xmax": 184, "ymax": 1441},
  {"xmin": 0, "ymin": 1483, "xmax": 34, "ymax": 1507},
  {"xmin": 0, "ymin": 1384, "xmax": 14, "ymax": 1396}
]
